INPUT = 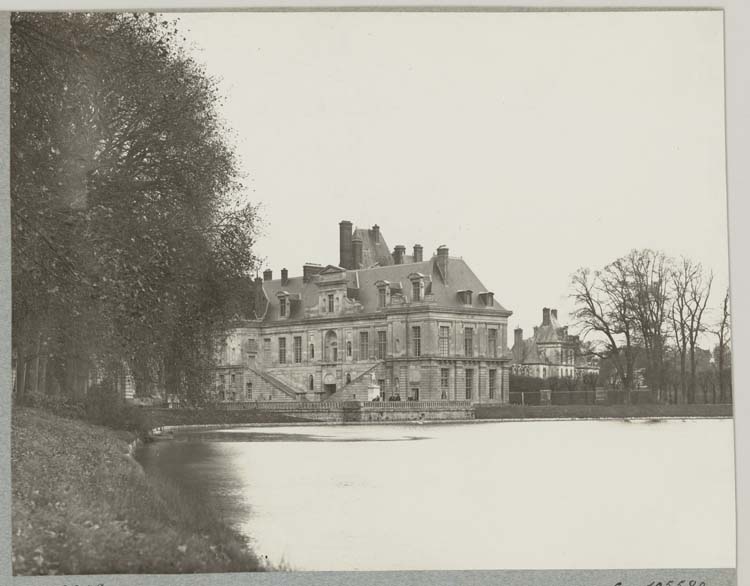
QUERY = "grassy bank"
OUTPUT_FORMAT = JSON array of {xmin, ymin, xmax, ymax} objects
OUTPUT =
[
  {"xmin": 475, "ymin": 403, "xmax": 733, "ymax": 420},
  {"xmin": 11, "ymin": 407, "xmax": 266, "ymax": 575}
]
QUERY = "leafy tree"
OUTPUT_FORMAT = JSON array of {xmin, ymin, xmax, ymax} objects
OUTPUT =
[{"xmin": 11, "ymin": 13, "xmax": 261, "ymax": 405}]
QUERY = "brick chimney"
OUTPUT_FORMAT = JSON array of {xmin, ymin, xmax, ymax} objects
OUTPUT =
[
  {"xmin": 371, "ymin": 224, "xmax": 381, "ymax": 243},
  {"xmin": 281, "ymin": 268, "xmax": 289, "ymax": 286},
  {"xmin": 514, "ymin": 327, "xmax": 523, "ymax": 348},
  {"xmin": 339, "ymin": 220, "xmax": 353, "ymax": 269},
  {"xmin": 352, "ymin": 234, "xmax": 363, "ymax": 269},
  {"xmin": 263, "ymin": 269, "xmax": 273, "ymax": 281},
  {"xmin": 413, "ymin": 244, "xmax": 423, "ymax": 263},
  {"xmin": 542, "ymin": 307, "xmax": 551, "ymax": 326},
  {"xmin": 551, "ymin": 308, "xmax": 558, "ymax": 321},
  {"xmin": 393, "ymin": 245, "xmax": 406, "ymax": 265},
  {"xmin": 436, "ymin": 245, "xmax": 449, "ymax": 281}
]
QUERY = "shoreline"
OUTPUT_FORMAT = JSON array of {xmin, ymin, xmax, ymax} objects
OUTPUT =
[
  {"xmin": 150, "ymin": 413, "xmax": 733, "ymax": 435},
  {"xmin": 11, "ymin": 407, "xmax": 267, "ymax": 575}
]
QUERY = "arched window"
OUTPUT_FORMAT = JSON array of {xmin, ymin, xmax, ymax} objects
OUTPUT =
[
  {"xmin": 346, "ymin": 373, "xmax": 352, "ymax": 384},
  {"xmin": 325, "ymin": 330, "xmax": 338, "ymax": 362},
  {"xmin": 309, "ymin": 375, "xmax": 314, "ymax": 390},
  {"xmin": 310, "ymin": 344, "xmax": 315, "ymax": 359},
  {"xmin": 347, "ymin": 341, "xmax": 352, "ymax": 357},
  {"xmin": 246, "ymin": 381, "xmax": 252, "ymax": 400}
]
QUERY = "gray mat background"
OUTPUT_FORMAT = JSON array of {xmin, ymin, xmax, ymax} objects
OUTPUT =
[{"xmin": 0, "ymin": 2, "xmax": 747, "ymax": 586}]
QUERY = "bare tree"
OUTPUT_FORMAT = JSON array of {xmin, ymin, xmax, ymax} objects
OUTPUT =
[
  {"xmin": 669, "ymin": 258, "xmax": 713, "ymax": 403},
  {"xmin": 714, "ymin": 288, "xmax": 731, "ymax": 403},
  {"xmin": 570, "ymin": 264, "xmax": 638, "ymax": 402},
  {"xmin": 626, "ymin": 249, "xmax": 671, "ymax": 402}
]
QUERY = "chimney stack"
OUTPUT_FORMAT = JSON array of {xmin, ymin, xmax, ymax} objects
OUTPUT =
[
  {"xmin": 263, "ymin": 269, "xmax": 273, "ymax": 281},
  {"xmin": 393, "ymin": 245, "xmax": 406, "ymax": 265},
  {"xmin": 339, "ymin": 220, "xmax": 353, "ymax": 269},
  {"xmin": 413, "ymin": 244, "xmax": 423, "ymax": 263},
  {"xmin": 254, "ymin": 276, "xmax": 265, "ymax": 318},
  {"xmin": 281, "ymin": 268, "xmax": 289, "ymax": 286},
  {"xmin": 371, "ymin": 224, "xmax": 380, "ymax": 243},
  {"xmin": 551, "ymin": 309, "xmax": 558, "ymax": 321},
  {"xmin": 542, "ymin": 307, "xmax": 551, "ymax": 326},
  {"xmin": 303, "ymin": 263, "xmax": 323, "ymax": 283},
  {"xmin": 514, "ymin": 327, "xmax": 523, "ymax": 348},
  {"xmin": 436, "ymin": 245, "xmax": 449, "ymax": 281},
  {"xmin": 352, "ymin": 234, "xmax": 363, "ymax": 269}
]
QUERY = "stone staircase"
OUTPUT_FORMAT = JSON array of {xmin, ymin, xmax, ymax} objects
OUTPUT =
[
  {"xmin": 249, "ymin": 368, "xmax": 307, "ymax": 401},
  {"xmin": 328, "ymin": 361, "xmax": 383, "ymax": 401}
]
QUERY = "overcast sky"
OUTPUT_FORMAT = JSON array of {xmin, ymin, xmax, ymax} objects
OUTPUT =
[{"xmin": 169, "ymin": 10, "xmax": 728, "ymax": 340}]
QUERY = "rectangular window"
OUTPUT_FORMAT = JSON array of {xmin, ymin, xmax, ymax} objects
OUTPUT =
[
  {"xmin": 231, "ymin": 373, "xmax": 236, "ymax": 384},
  {"xmin": 328, "ymin": 294, "xmax": 335, "ymax": 313},
  {"xmin": 219, "ymin": 374, "xmax": 226, "ymax": 388},
  {"xmin": 412, "ymin": 326, "xmax": 421, "ymax": 357},
  {"xmin": 359, "ymin": 331, "xmax": 369, "ymax": 360},
  {"xmin": 378, "ymin": 288, "xmax": 386, "ymax": 308},
  {"xmin": 279, "ymin": 297, "xmax": 287, "ymax": 317},
  {"xmin": 489, "ymin": 369, "xmax": 497, "ymax": 399},
  {"xmin": 247, "ymin": 338, "xmax": 258, "ymax": 354},
  {"xmin": 377, "ymin": 331, "xmax": 387, "ymax": 359},
  {"xmin": 488, "ymin": 329, "xmax": 497, "ymax": 358},
  {"xmin": 440, "ymin": 368, "xmax": 450, "ymax": 399},
  {"xmin": 263, "ymin": 338, "xmax": 271, "ymax": 362},
  {"xmin": 464, "ymin": 327, "xmax": 474, "ymax": 357},
  {"xmin": 412, "ymin": 281, "xmax": 421, "ymax": 301},
  {"xmin": 439, "ymin": 326, "xmax": 450, "ymax": 356},
  {"xmin": 465, "ymin": 369, "xmax": 474, "ymax": 400},
  {"xmin": 378, "ymin": 379, "xmax": 386, "ymax": 400},
  {"xmin": 278, "ymin": 337, "xmax": 286, "ymax": 364},
  {"xmin": 293, "ymin": 336, "xmax": 302, "ymax": 363}
]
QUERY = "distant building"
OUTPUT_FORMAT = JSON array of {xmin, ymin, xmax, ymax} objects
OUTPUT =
[
  {"xmin": 213, "ymin": 221, "xmax": 513, "ymax": 403},
  {"xmin": 510, "ymin": 307, "xmax": 599, "ymax": 379}
]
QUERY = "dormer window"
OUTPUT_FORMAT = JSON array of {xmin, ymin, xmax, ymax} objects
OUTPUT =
[
  {"xmin": 458, "ymin": 289, "xmax": 473, "ymax": 305},
  {"xmin": 375, "ymin": 280, "xmax": 391, "ymax": 308},
  {"xmin": 479, "ymin": 291, "xmax": 495, "ymax": 307},
  {"xmin": 276, "ymin": 291, "xmax": 292, "ymax": 318},
  {"xmin": 408, "ymin": 273, "xmax": 426, "ymax": 303}
]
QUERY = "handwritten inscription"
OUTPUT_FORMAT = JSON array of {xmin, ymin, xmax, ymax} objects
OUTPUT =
[{"xmin": 614, "ymin": 581, "xmax": 708, "ymax": 586}]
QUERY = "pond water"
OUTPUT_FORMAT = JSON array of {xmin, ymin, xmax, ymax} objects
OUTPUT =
[{"xmin": 135, "ymin": 419, "xmax": 736, "ymax": 571}]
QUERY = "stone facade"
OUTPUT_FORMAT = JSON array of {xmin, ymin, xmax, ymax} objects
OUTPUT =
[
  {"xmin": 510, "ymin": 307, "xmax": 600, "ymax": 379},
  {"xmin": 213, "ymin": 221, "xmax": 513, "ymax": 404}
]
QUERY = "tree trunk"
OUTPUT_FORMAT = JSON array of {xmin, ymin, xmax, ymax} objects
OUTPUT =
[
  {"xmin": 39, "ymin": 353, "xmax": 48, "ymax": 395},
  {"xmin": 32, "ymin": 331, "xmax": 42, "ymax": 394},
  {"xmin": 688, "ymin": 346, "xmax": 697, "ymax": 404},
  {"xmin": 15, "ymin": 343, "xmax": 27, "ymax": 403}
]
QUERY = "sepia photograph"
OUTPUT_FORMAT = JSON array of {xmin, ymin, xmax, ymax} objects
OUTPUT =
[{"xmin": 2, "ymin": 5, "xmax": 743, "ymax": 585}]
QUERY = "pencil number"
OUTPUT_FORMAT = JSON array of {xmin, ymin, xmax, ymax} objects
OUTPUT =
[{"xmin": 644, "ymin": 581, "xmax": 707, "ymax": 586}]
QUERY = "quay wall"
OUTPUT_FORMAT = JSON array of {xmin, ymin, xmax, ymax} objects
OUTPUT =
[{"xmin": 216, "ymin": 400, "xmax": 475, "ymax": 422}]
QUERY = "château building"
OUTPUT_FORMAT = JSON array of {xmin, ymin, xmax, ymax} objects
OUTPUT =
[
  {"xmin": 213, "ymin": 221, "xmax": 513, "ymax": 403},
  {"xmin": 510, "ymin": 307, "xmax": 600, "ymax": 379}
]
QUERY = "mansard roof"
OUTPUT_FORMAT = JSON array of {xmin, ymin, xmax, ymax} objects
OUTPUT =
[{"xmin": 256, "ymin": 254, "xmax": 510, "ymax": 322}]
